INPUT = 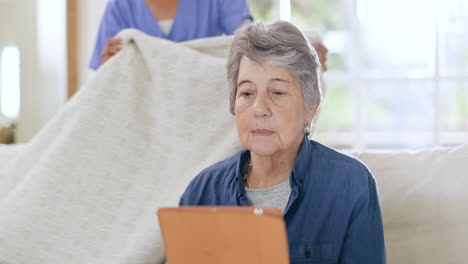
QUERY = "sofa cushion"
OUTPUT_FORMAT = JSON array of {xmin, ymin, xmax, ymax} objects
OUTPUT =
[{"xmin": 349, "ymin": 145, "xmax": 468, "ymax": 264}]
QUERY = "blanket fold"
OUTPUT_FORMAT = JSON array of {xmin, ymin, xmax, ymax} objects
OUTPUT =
[{"xmin": 0, "ymin": 29, "xmax": 242, "ymax": 264}]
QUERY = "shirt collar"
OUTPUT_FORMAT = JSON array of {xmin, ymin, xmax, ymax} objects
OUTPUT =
[
  {"xmin": 235, "ymin": 149, "xmax": 250, "ymax": 195},
  {"xmin": 235, "ymin": 136, "xmax": 313, "ymax": 193},
  {"xmin": 290, "ymin": 136, "xmax": 313, "ymax": 190}
]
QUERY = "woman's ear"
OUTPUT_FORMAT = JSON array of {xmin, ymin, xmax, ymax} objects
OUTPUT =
[{"xmin": 305, "ymin": 104, "xmax": 320, "ymax": 124}]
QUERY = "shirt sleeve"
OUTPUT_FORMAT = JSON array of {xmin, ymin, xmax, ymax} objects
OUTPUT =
[
  {"xmin": 179, "ymin": 172, "xmax": 216, "ymax": 206},
  {"xmin": 179, "ymin": 178, "xmax": 200, "ymax": 206},
  {"xmin": 218, "ymin": 0, "xmax": 253, "ymax": 35},
  {"xmin": 89, "ymin": 0, "xmax": 127, "ymax": 70},
  {"xmin": 339, "ymin": 172, "xmax": 387, "ymax": 264},
  {"xmin": 179, "ymin": 184, "xmax": 192, "ymax": 206}
]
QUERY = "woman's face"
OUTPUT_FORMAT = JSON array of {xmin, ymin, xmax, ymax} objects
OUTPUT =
[{"xmin": 234, "ymin": 56, "xmax": 314, "ymax": 157}]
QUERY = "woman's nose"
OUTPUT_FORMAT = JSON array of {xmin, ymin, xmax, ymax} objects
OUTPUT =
[{"xmin": 253, "ymin": 93, "xmax": 272, "ymax": 118}]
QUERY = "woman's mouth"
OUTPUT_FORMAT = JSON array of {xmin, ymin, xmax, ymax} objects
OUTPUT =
[{"xmin": 251, "ymin": 129, "xmax": 274, "ymax": 136}]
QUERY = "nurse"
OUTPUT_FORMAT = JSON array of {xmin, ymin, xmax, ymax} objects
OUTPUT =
[{"xmin": 89, "ymin": 0, "xmax": 253, "ymax": 69}]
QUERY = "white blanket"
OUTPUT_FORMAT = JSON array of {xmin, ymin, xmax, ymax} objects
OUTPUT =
[{"xmin": 0, "ymin": 29, "xmax": 243, "ymax": 264}]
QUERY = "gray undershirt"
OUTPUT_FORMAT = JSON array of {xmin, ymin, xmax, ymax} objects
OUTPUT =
[{"xmin": 244, "ymin": 179, "xmax": 292, "ymax": 214}]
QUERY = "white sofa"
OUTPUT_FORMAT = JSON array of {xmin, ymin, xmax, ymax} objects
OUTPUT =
[{"xmin": 351, "ymin": 145, "xmax": 468, "ymax": 264}]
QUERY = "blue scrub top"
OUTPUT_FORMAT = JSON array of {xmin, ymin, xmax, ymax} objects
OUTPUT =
[
  {"xmin": 180, "ymin": 137, "xmax": 386, "ymax": 264},
  {"xmin": 89, "ymin": 0, "xmax": 253, "ymax": 69}
]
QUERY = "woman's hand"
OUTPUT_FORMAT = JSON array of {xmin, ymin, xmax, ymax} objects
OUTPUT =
[
  {"xmin": 100, "ymin": 38, "xmax": 124, "ymax": 64},
  {"xmin": 312, "ymin": 42, "xmax": 328, "ymax": 72}
]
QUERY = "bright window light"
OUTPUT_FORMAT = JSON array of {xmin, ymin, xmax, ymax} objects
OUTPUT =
[
  {"xmin": 249, "ymin": 0, "xmax": 468, "ymax": 148},
  {"xmin": 0, "ymin": 46, "xmax": 21, "ymax": 121},
  {"xmin": 279, "ymin": 0, "xmax": 291, "ymax": 22}
]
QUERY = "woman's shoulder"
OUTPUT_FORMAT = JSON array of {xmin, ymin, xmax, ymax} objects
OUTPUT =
[
  {"xmin": 312, "ymin": 140, "xmax": 366, "ymax": 164},
  {"xmin": 309, "ymin": 140, "xmax": 374, "ymax": 181},
  {"xmin": 188, "ymin": 150, "xmax": 245, "ymax": 187},
  {"xmin": 179, "ymin": 150, "xmax": 245, "ymax": 205},
  {"xmin": 304, "ymin": 140, "xmax": 378, "ymax": 205}
]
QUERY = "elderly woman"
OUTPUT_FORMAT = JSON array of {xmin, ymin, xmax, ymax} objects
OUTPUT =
[{"xmin": 179, "ymin": 21, "xmax": 386, "ymax": 263}]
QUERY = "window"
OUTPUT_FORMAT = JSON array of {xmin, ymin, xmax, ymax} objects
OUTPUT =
[
  {"xmin": 0, "ymin": 46, "xmax": 21, "ymax": 122},
  {"xmin": 248, "ymin": 0, "xmax": 468, "ymax": 149}
]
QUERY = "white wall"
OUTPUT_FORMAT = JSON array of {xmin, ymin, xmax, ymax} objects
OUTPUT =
[
  {"xmin": 0, "ymin": 2, "xmax": 19, "ymax": 127},
  {"xmin": 0, "ymin": 0, "xmax": 67, "ymax": 143},
  {"xmin": 1, "ymin": 0, "xmax": 111, "ymax": 143},
  {"xmin": 0, "ymin": 2, "xmax": 17, "ymax": 47},
  {"xmin": 36, "ymin": 0, "xmax": 67, "ymax": 126},
  {"xmin": 78, "ymin": 0, "xmax": 108, "ymax": 87}
]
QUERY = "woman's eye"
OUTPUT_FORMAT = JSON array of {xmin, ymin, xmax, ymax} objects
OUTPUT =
[
  {"xmin": 273, "ymin": 91, "xmax": 286, "ymax": 95},
  {"xmin": 241, "ymin": 91, "xmax": 253, "ymax": 97}
]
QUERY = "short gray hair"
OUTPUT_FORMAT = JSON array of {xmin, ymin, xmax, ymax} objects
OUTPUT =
[{"xmin": 226, "ymin": 21, "xmax": 322, "ymax": 115}]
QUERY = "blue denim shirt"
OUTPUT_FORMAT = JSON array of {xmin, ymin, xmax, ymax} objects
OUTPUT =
[{"xmin": 180, "ymin": 137, "xmax": 386, "ymax": 264}]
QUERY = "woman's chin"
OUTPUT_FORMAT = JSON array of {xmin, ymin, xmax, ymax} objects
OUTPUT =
[{"xmin": 247, "ymin": 142, "xmax": 279, "ymax": 157}]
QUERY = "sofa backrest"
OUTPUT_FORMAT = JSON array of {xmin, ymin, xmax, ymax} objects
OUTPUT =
[{"xmin": 349, "ymin": 145, "xmax": 468, "ymax": 264}]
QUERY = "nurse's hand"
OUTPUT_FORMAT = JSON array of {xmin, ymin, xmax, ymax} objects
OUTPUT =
[
  {"xmin": 100, "ymin": 38, "xmax": 124, "ymax": 64},
  {"xmin": 312, "ymin": 42, "xmax": 328, "ymax": 72}
]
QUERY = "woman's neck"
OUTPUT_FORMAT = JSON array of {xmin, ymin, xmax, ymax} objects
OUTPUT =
[
  {"xmin": 146, "ymin": 0, "xmax": 179, "ymax": 21},
  {"xmin": 248, "ymin": 142, "xmax": 302, "ymax": 189}
]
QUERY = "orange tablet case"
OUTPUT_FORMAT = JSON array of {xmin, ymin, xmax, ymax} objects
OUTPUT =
[{"xmin": 158, "ymin": 206, "xmax": 290, "ymax": 264}]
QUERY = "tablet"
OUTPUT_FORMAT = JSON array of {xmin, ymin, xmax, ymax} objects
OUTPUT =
[{"xmin": 157, "ymin": 206, "xmax": 290, "ymax": 264}]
